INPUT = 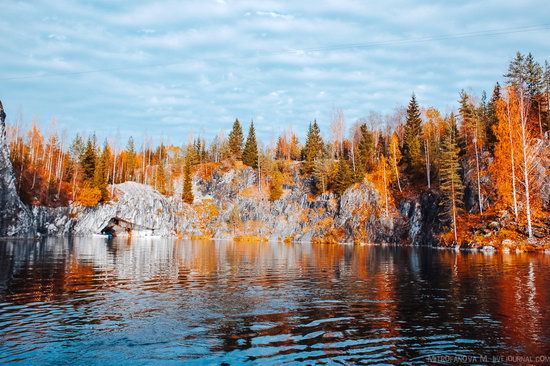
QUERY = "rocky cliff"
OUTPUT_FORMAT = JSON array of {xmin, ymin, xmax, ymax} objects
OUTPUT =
[
  {"xmin": 0, "ymin": 101, "xmax": 34, "ymax": 237},
  {"xmin": 0, "ymin": 100, "xmax": 435, "ymax": 243}
]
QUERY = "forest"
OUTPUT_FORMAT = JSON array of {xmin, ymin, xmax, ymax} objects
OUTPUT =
[{"xmin": 6, "ymin": 52, "xmax": 550, "ymax": 244}]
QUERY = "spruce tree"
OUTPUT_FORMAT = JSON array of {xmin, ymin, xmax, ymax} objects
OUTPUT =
[
  {"xmin": 440, "ymin": 115, "xmax": 464, "ymax": 244},
  {"xmin": 81, "ymin": 138, "xmax": 97, "ymax": 182},
  {"xmin": 504, "ymin": 51, "xmax": 526, "ymax": 86},
  {"xmin": 333, "ymin": 159, "xmax": 352, "ymax": 196},
  {"xmin": 402, "ymin": 94, "xmax": 423, "ymax": 176},
  {"xmin": 93, "ymin": 141, "xmax": 111, "ymax": 202},
  {"xmin": 242, "ymin": 121, "xmax": 259, "ymax": 168},
  {"xmin": 355, "ymin": 124, "xmax": 374, "ymax": 181},
  {"xmin": 302, "ymin": 120, "xmax": 324, "ymax": 174},
  {"xmin": 126, "ymin": 136, "xmax": 137, "ymax": 181},
  {"xmin": 486, "ymin": 82, "xmax": 501, "ymax": 153},
  {"xmin": 182, "ymin": 157, "xmax": 193, "ymax": 204},
  {"xmin": 228, "ymin": 118, "xmax": 244, "ymax": 160},
  {"xmin": 524, "ymin": 52, "xmax": 543, "ymax": 98}
]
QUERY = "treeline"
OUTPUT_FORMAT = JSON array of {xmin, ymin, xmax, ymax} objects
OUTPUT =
[{"xmin": 6, "ymin": 52, "xmax": 549, "ymax": 242}]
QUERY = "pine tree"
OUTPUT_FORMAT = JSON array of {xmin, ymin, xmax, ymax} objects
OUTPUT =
[
  {"xmin": 302, "ymin": 120, "xmax": 324, "ymax": 174},
  {"xmin": 126, "ymin": 136, "xmax": 137, "ymax": 181},
  {"xmin": 242, "ymin": 121, "xmax": 259, "ymax": 168},
  {"xmin": 228, "ymin": 118, "xmax": 244, "ymax": 160},
  {"xmin": 524, "ymin": 52, "xmax": 543, "ymax": 99},
  {"xmin": 81, "ymin": 138, "xmax": 96, "ymax": 182},
  {"xmin": 93, "ymin": 140, "xmax": 111, "ymax": 202},
  {"xmin": 440, "ymin": 115, "xmax": 464, "ymax": 244},
  {"xmin": 182, "ymin": 157, "xmax": 193, "ymax": 204},
  {"xmin": 486, "ymin": 82, "xmax": 501, "ymax": 153},
  {"xmin": 355, "ymin": 124, "xmax": 374, "ymax": 181},
  {"xmin": 333, "ymin": 159, "xmax": 352, "ymax": 196},
  {"xmin": 504, "ymin": 51, "xmax": 526, "ymax": 87},
  {"xmin": 402, "ymin": 94, "xmax": 423, "ymax": 176}
]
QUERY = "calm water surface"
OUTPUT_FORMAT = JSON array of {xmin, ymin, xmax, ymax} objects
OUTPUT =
[{"xmin": 0, "ymin": 238, "xmax": 549, "ymax": 365}]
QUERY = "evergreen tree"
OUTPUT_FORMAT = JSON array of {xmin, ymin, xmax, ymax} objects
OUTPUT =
[
  {"xmin": 333, "ymin": 159, "xmax": 353, "ymax": 196},
  {"xmin": 126, "ymin": 136, "xmax": 137, "ymax": 181},
  {"xmin": 440, "ymin": 115, "xmax": 464, "ymax": 244},
  {"xmin": 80, "ymin": 138, "xmax": 97, "ymax": 182},
  {"xmin": 355, "ymin": 124, "xmax": 374, "ymax": 182},
  {"xmin": 402, "ymin": 94, "xmax": 423, "ymax": 175},
  {"xmin": 486, "ymin": 82, "xmax": 501, "ymax": 153},
  {"xmin": 376, "ymin": 133, "xmax": 387, "ymax": 157},
  {"xmin": 242, "ymin": 121, "xmax": 259, "ymax": 168},
  {"xmin": 459, "ymin": 90, "xmax": 480, "ymax": 145},
  {"xmin": 69, "ymin": 134, "xmax": 85, "ymax": 162},
  {"xmin": 228, "ymin": 118, "xmax": 244, "ymax": 160},
  {"xmin": 302, "ymin": 120, "xmax": 324, "ymax": 174},
  {"xmin": 524, "ymin": 52, "xmax": 543, "ymax": 98},
  {"xmin": 504, "ymin": 51, "xmax": 526, "ymax": 86},
  {"xmin": 93, "ymin": 140, "xmax": 111, "ymax": 202},
  {"xmin": 182, "ymin": 157, "xmax": 194, "ymax": 204}
]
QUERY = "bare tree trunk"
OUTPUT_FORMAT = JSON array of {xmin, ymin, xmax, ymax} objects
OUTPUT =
[
  {"xmin": 57, "ymin": 152, "xmax": 64, "ymax": 197},
  {"xmin": 350, "ymin": 139, "xmax": 356, "ymax": 174},
  {"xmin": 473, "ymin": 137, "xmax": 483, "ymax": 215},
  {"xmin": 506, "ymin": 99, "xmax": 519, "ymax": 221},
  {"xmin": 451, "ymin": 177, "xmax": 458, "ymax": 243},
  {"xmin": 519, "ymin": 89, "xmax": 533, "ymax": 239},
  {"xmin": 538, "ymin": 102, "xmax": 543, "ymax": 138},
  {"xmin": 257, "ymin": 153, "xmax": 261, "ymax": 193},
  {"xmin": 382, "ymin": 158, "xmax": 389, "ymax": 217},
  {"xmin": 392, "ymin": 142, "xmax": 402, "ymax": 192},
  {"xmin": 424, "ymin": 139, "xmax": 430, "ymax": 188}
]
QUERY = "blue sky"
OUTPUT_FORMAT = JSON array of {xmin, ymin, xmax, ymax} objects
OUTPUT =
[{"xmin": 0, "ymin": 0, "xmax": 548, "ymax": 146}]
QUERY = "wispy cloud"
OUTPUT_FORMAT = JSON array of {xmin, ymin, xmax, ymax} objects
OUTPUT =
[{"xmin": 0, "ymin": 0, "xmax": 548, "ymax": 144}]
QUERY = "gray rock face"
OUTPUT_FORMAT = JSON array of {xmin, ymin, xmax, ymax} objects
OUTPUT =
[
  {"xmin": 0, "ymin": 99, "xmax": 433, "ymax": 243},
  {"xmin": 399, "ymin": 190, "xmax": 445, "ymax": 246},
  {"xmin": 72, "ymin": 182, "xmax": 197, "ymax": 237},
  {"xmin": 194, "ymin": 166, "xmax": 406, "ymax": 243},
  {"xmin": 0, "ymin": 100, "xmax": 34, "ymax": 237}
]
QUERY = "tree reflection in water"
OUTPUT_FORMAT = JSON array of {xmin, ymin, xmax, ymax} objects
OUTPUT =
[{"xmin": 0, "ymin": 238, "xmax": 549, "ymax": 364}]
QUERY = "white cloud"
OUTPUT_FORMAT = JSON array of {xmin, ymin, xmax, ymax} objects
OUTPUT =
[{"xmin": 0, "ymin": 0, "xmax": 549, "ymax": 144}]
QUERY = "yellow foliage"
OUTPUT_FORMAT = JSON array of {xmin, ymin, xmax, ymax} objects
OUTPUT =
[{"xmin": 76, "ymin": 187, "xmax": 102, "ymax": 207}]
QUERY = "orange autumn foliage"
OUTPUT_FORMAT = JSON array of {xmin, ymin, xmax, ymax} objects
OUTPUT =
[{"xmin": 76, "ymin": 186, "xmax": 102, "ymax": 207}]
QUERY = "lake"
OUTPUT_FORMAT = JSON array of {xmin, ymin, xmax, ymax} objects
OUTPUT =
[{"xmin": 1, "ymin": 238, "xmax": 549, "ymax": 365}]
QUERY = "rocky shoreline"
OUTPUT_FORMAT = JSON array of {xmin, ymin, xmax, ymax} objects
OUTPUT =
[{"xmin": 1, "ymin": 102, "xmax": 548, "ymax": 252}]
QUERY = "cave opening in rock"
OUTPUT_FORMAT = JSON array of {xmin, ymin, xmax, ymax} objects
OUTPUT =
[{"xmin": 101, "ymin": 218, "xmax": 133, "ymax": 237}]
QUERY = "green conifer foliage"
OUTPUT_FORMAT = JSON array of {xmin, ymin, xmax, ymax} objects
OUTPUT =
[
  {"xmin": 81, "ymin": 139, "xmax": 97, "ymax": 182},
  {"xmin": 302, "ymin": 120, "xmax": 324, "ymax": 174},
  {"xmin": 242, "ymin": 121, "xmax": 259, "ymax": 168},
  {"xmin": 228, "ymin": 118, "xmax": 244, "ymax": 160},
  {"xmin": 402, "ymin": 94, "xmax": 423, "ymax": 175},
  {"xmin": 439, "ymin": 114, "xmax": 464, "ymax": 243},
  {"xmin": 333, "ymin": 159, "xmax": 353, "ymax": 196}
]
